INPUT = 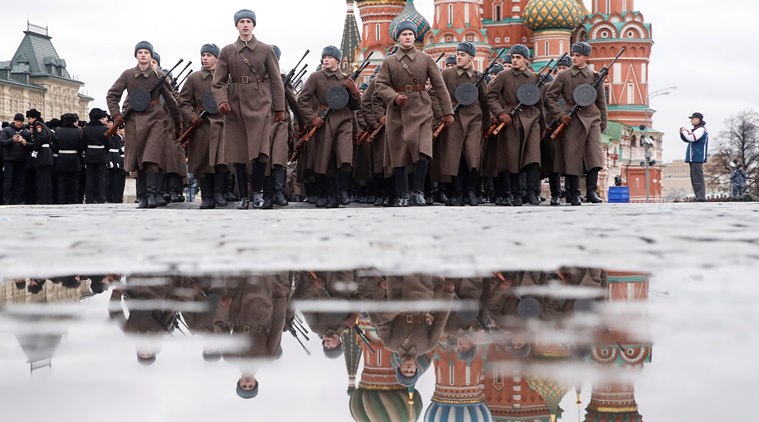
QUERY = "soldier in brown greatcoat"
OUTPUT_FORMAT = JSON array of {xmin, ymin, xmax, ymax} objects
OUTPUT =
[
  {"xmin": 542, "ymin": 55, "xmax": 571, "ymax": 206},
  {"xmin": 212, "ymin": 273, "xmax": 289, "ymax": 399},
  {"xmin": 374, "ymin": 21, "xmax": 454, "ymax": 207},
  {"xmin": 439, "ymin": 42, "xmax": 490, "ymax": 207},
  {"xmin": 106, "ymin": 41, "xmax": 181, "ymax": 209},
  {"xmin": 545, "ymin": 42, "xmax": 607, "ymax": 206},
  {"xmin": 179, "ymin": 43, "xmax": 228, "ymax": 209},
  {"xmin": 264, "ymin": 45, "xmax": 305, "ymax": 208},
  {"xmin": 297, "ymin": 46, "xmax": 361, "ymax": 208},
  {"xmin": 212, "ymin": 9, "xmax": 286, "ymax": 210},
  {"xmin": 487, "ymin": 44, "xmax": 545, "ymax": 207}
]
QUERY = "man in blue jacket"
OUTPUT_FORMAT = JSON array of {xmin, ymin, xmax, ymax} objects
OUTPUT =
[{"xmin": 680, "ymin": 112, "xmax": 708, "ymax": 201}]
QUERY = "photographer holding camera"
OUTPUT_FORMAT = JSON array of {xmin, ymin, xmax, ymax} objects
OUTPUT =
[
  {"xmin": 679, "ymin": 112, "xmax": 708, "ymax": 202},
  {"xmin": 0, "ymin": 113, "xmax": 32, "ymax": 204}
]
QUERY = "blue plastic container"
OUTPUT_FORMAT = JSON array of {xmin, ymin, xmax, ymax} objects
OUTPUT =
[{"xmin": 608, "ymin": 186, "xmax": 630, "ymax": 203}]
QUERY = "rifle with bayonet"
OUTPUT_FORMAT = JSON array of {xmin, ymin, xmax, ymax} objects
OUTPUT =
[
  {"xmin": 171, "ymin": 61, "xmax": 193, "ymax": 92},
  {"xmin": 284, "ymin": 50, "xmax": 310, "ymax": 86},
  {"xmin": 289, "ymin": 52, "xmax": 375, "ymax": 163},
  {"xmin": 489, "ymin": 53, "xmax": 566, "ymax": 136},
  {"xmin": 106, "ymin": 59, "xmax": 184, "ymax": 137},
  {"xmin": 433, "ymin": 48, "xmax": 507, "ymax": 139},
  {"xmin": 550, "ymin": 47, "xmax": 625, "ymax": 140}
]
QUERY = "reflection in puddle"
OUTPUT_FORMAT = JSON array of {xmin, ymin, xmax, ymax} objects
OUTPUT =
[{"xmin": 1, "ymin": 269, "xmax": 650, "ymax": 421}]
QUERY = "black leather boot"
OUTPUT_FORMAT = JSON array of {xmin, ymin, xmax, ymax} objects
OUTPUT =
[
  {"xmin": 235, "ymin": 164, "xmax": 249, "ymax": 209},
  {"xmin": 566, "ymin": 175, "xmax": 582, "ymax": 206},
  {"xmin": 393, "ymin": 167, "xmax": 409, "ymax": 207},
  {"xmin": 146, "ymin": 173, "xmax": 160, "ymax": 208},
  {"xmin": 510, "ymin": 173, "xmax": 523, "ymax": 206},
  {"xmin": 410, "ymin": 160, "xmax": 428, "ymax": 206},
  {"xmin": 214, "ymin": 171, "xmax": 228, "ymax": 207},
  {"xmin": 155, "ymin": 173, "xmax": 168, "ymax": 207},
  {"xmin": 199, "ymin": 175, "xmax": 215, "ymax": 209},
  {"xmin": 273, "ymin": 166, "xmax": 288, "ymax": 206},
  {"xmin": 467, "ymin": 169, "xmax": 480, "ymax": 206},
  {"xmin": 549, "ymin": 173, "xmax": 561, "ymax": 206},
  {"xmin": 586, "ymin": 169, "xmax": 603, "ymax": 204},
  {"xmin": 136, "ymin": 171, "xmax": 148, "ymax": 209},
  {"xmin": 525, "ymin": 166, "xmax": 541, "ymax": 206}
]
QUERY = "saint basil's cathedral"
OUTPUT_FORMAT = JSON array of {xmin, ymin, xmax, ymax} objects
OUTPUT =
[{"xmin": 340, "ymin": 0, "xmax": 662, "ymax": 202}]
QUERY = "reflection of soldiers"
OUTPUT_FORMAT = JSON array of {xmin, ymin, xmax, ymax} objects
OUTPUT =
[
  {"xmin": 212, "ymin": 274, "xmax": 289, "ymax": 399},
  {"xmin": 369, "ymin": 276, "xmax": 455, "ymax": 385},
  {"xmin": 173, "ymin": 277, "xmax": 223, "ymax": 362},
  {"xmin": 444, "ymin": 278, "xmax": 489, "ymax": 335},
  {"xmin": 108, "ymin": 276, "xmax": 178, "ymax": 366}
]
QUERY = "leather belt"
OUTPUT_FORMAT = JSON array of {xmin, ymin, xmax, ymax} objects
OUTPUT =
[
  {"xmin": 58, "ymin": 150, "xmax": 78, "ymax": 154},
  {"xmin": 88, "ymin": 145, "xmax": 105, "ymax": 149},
  {"xmin": 231, "ymin": 75, "xmax": 268, "ymax": 84},
  {"xmin": 403, "ymin": 313, "xmax": 427, "ymax": 323},
  {"xmin": 394, "ymin": 84, "xmax": 425, "ymax": 93},
  {"xmin": 109, "ymin": 149, "xmax": 120, "ymax": 153}
]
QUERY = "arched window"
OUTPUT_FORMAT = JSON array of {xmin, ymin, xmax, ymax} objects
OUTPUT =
[
  {"xmin": 448, "ymin": 4, "xmax": 453, "ymax": 25},
  {"xmin": 495, "ymin": 5, "xmax": 502, "ymax": 21}
]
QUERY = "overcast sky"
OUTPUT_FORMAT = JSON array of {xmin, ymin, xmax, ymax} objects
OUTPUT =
[{"xmin": 1, "ymin": 0, "xmax": 757, "ymax": 162}]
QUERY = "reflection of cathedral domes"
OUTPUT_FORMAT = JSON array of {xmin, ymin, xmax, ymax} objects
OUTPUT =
[
  {"xmin": 523, "ymin": 0, "xmax": 583, "ymax": 31},
  {"xmin": 424, "ymin": 402, "xmax": 492, "ymax": 422},
  {"xmin": 350, "ymin": 388, "xmax": 423, "ymax": 422},
  {"xmin": 389, "ymin": 0, "xmax": 430, "ymax": 42},
  {"xmin": 525, "ymin": 376, "xmax": 570, "ymax": 420},
  {"xmin": 584, "ymin": 409, "xmax": 643, "ymax": 422}
]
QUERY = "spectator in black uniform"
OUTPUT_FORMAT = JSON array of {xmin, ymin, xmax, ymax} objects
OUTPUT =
[
  {"xmin": 82, "ymin": 108, "xmax": 110, "ymax": 203},
  {"xmin": 52, "ymin": 113, "xmax": 86, "ymax": 204},
  {"xmin": 0, "ymin": 114, "xmax": 32, "ymax": 204},
  {"xmin": 27, "ymin": 109, "xmax": 55, "ymax": 204},
  {"xmin": 106, "ymin": 120, "xmax": 126, "ymax": 203}
]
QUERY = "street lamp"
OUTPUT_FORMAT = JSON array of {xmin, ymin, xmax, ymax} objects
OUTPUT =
[{"xmin": 643, "ymin": 86, "xmax": 677, "ymax": 203}]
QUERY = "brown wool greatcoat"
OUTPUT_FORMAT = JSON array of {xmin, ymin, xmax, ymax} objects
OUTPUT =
[
  {"xmin": 544, "ymin": 65, "xmax": 607, "ymax": 176},
  {"xmin": 369, "ymin": 81, "xmax": 391, "ymax": 176},
  {"xmin": 369, "ymin": 275, "xmax": 454, "ymax": 358},
  {"xmin": 213, "ymin": 274, "xmax": 289, "ymax": 360},
  {"xmin": 106, "ymin": 66, "xmax": 180, "ymax": 172},
  {"xmin": 178, "ymin": 68, "xmax": 225, "ymax": 174},
  {"xmin": 161, "ymin": 98, "xmax": 187, "ymax": 176},
  {"xmin": 269, "ymin": 77, "xmax": 305, "ymax": 168},
  {"xmin": 439, "ymin": 66, "xmax": 489, "ymax": 176},
  {"xmin": 297, "ymin": 69, "xmax": 359, "ymax": 174},
  {"xmin": 486, "ymin": 67, "xmax": 545, "ymax": 174},
  {"xmin": 212, "ymin": 36, "xmax": 285, "ymax": 164},
  {"xmin": 374, "ymin": 48, "xmax": 454, "ymax": 168}
]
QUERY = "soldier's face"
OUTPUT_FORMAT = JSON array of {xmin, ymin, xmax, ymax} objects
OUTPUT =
[
  {"xmin": 557, "ymin": 66, "xmax": 569, "ymax": 73},
  {"xmin": 400, "ymin": 359, "xmax": 417, "ymax": 377},
  {"xmin": 456, "ymin": 51, "xmax": 473, "ymax": 68},
  {"xmin": 398, "ymin": 30, "xmax": 415, "ymax": 49},
  {"xmin": 322, "ymin": 56, "xmax": 339, "ymax": 71},
  {"xmin": 511, "ymin": 54, "xmax": 527, "ymax": 70},
  {"xmin": 136, "ymin": 49, "xmax": 151, "ymax": 65},
  {"xmin": 445, "ymin": 62, "xmax": 455, "ymax": 69},
  {"xmin": 201, "ymin": 52, "xmax": 218, "ymax": 71},
  {"xmin": 322, "ymin": 334, "xmax": 340, "ymax": 349},
  {"xmin": 504, "ymin": 63, "xmax": 512, "ymax": 69},
  {"xmin": 571, "ymin": 53, "xmax": 588, "ymax": 68},
  {"xmin": 239, "ymin": 376, "xmax": 257, "ymax": 390},
  {"xmin": 237, "ymin": 19, "xmax": 254, "ymax": 37}
]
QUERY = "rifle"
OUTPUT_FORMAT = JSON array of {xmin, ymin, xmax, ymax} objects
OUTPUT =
[
  {"xmin": 176, "ymin": 70, "xmax": 193, "ymax": 91},
  {"xmin": 353, "ymin": 326, "xmax": 375, "ymax": 353},
  {"xmin": 284, "ymin": 50, "xmax": 310, "ymax": 86},
  {"xmin": 287, "ymin": 323, "xmax": 312, "ymax": 356},
  {"xmin": 433, "ymin": 48, "xmax": 507, "ymax": 139},
  {"xmin": 172, "ymin": 61, "xmax": 193, "ymax": 91},
  {"xmin": 106, "ymin": 59, "xmax": 184, "ymax": 137},
  {"xmin": 289, "ymin": 52, "xmax": 375, "ymax": 162},
  {"xmin": 292, "ymin": 66, "xmax": 308, "ymax": 87},
  {"xmin": 177, "ymin": 106, "xmax": 208, "ymax": 148},
  {"xmin": 490, "ymin": 54, "xmax": 566, "ymax": 136},
  {"xmin": 551, "ymin": 47, "xmax": 625, "ymax": 140}
]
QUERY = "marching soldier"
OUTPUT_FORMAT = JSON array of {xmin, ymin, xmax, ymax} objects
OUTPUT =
[
  {"xmin": 52, "ymin": 113, "xmax": 85, "ymax": 204},
  {"xmin": 82, "ymin": 108, "xmax": 110, "ymax": 203},
  {"xmin": 212, "ymin": 9, "xmax": 287, "ymax": 210},
  {"xmin": 360, "ymin": 66, "xmax": 390, "ymax": 206},
  {"xmin": 265, "ymin": 45, "xmax": 305, "ymax": 208},
  {"xmin": 297, "ymin": 46, "xmax": 361, "ymax": 208},
  {"xmin": 545, "ymin": 42, "xmax": 607, "ymax": 206},
  {"xmin": 439, "ymin": 42, "xmax": 489, "ymax": 206},
  {"xmin": 106, "ymin": 41, "xmax": 182, "ymax": 209},
  {"xmin": 487, "ymin": 44, "xmax": 545, "ymax": 206},
  {"xmin": 544, "ymin": 55, "xmax": 571, "ymax": 206},
  {"xmin": 27, "ymin": 109, "xmax": 54, "ymax": 204},
  {"xmin": 374, "ymin": 21, "xmax": 454, "ymax": 206},
  {"xmin": 178, "ymin": 43, "xmax": 228, "ymax": 209}
]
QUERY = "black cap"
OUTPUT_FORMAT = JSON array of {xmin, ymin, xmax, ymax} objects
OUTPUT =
[
  {"xmin": 26, "ymin": 109, "xmax": 41, "ymax": 119},
  {"xmin": 14, "ymin": 113, "xmax": 24, "ymax": 121},
  {"xmin": 688, "ymin": 112, "xmax": 704, "ymax": 120}
]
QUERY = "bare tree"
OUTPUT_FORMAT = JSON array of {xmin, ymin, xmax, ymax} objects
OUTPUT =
[{"xmin": 705, "ymin": 110, "xmax": 758, "ymax": 197}]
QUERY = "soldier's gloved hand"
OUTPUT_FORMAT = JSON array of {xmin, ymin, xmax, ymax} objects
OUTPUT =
[
  {"xmin": 111, "ymin": 113, "xmax": 123, "ymax": 124},
  {"xmin": 498, "ymin": 112, "xmax": 512, "ymax": 126},
  {"xmin": 559, "ymin": 114, "xmax": 572, "ymax": 125},
  {"xmin": 344, "ymin": 79, "xmax": 360, "ymax": 97},
  {"xmin": 274, "ymin": 111, "xmax": 286, "ymax": 122},
  {"xmin": 491, "ymin": 116, "xmax": 500, "ymax": 126},
  {"xmin": 394, "ymin": 95, "xmax": 409, "ymax": 108},
  {"xmin": 442, "ymin": 114, "xmax": 455, "ymax": 127},
  {"xmin": 190, "ymin": 115, "xmax": 203, "ymax": 126},
  {"xmin": 218, "ymin": 103, "xmax": 232, "ymax": 115},
  {"xmin": 600, "ymin": 123, "xmax": 607, "ymax": 133},
  {"xmin": 310, "ymin": 117, "xmax": 325, "ymax": 128},
  {"xmin": 379, "ymin": 116, "xmax": 386, "ymax": 125}
]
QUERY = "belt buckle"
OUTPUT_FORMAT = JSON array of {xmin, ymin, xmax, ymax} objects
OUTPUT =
[
  {"xmin": 243, "ymin": 325, "xmax": 251, "ymax": 333},
  {"xmin": 242, "ymin": 75, "xmax": 249, "ymax": 84},
  {"xmin": 406, "ymin": 314, "xmax": 414, "ymax": 323},
  {"xmin": 404, "ymin": 84, "xmax": 413, "ymax": 93}
]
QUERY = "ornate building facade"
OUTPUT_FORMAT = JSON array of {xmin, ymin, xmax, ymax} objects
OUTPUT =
[
  {"xmin": 341, "ymin": 0, "xmax": 662, "ymax": 201},
  {"xmin": 0, "ymin": 23, "xmax": 93, "ymax": 123}
]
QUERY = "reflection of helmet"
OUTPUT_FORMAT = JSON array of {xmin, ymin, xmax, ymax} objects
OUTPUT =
[
  {"xmin": 323, "ymin": 341, "xmax": 344, "ymax": 359},
  {"xmin": 395, "ymin": 367, "xmax": 420, "ymax": 387},
  {"xmin": 137, "ymin": 352, "xmax": 157, "ymax": 366},
  {"xmin": 202, "ymin": 351, "xmax": 222, "ymax": 362},
  {"xmin": 236, "ymin": 380, "xmax": 259, "ymax": 399}
]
